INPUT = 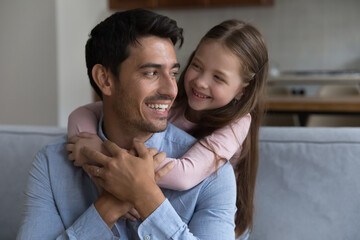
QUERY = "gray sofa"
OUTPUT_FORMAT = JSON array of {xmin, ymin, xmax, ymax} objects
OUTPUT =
[{"xmin": 1, "ymin": 125, "xmax": 360, "ymax": 239}]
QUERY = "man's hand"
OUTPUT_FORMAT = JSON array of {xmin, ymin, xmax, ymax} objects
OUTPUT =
[{"xmin": 82, "ymin": 140, "xmax": 174, "ymax": 220}]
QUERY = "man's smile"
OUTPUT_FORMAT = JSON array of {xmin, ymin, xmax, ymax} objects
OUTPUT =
[{"xmin": 146, "ymin": 103, "xmax": 169, "ymax": 112}]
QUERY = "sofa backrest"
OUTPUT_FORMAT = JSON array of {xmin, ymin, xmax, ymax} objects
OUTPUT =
[
  {"xmin": 0, "ymin": 125, "xmax": 66, "ymax": 240},
  {"xmin": 252, "ymin": 127, "xmax": 360, "ymax": 240},
  {"xmin": 2, "ymin": 125, "xmax": 360, "ymax": 239}
]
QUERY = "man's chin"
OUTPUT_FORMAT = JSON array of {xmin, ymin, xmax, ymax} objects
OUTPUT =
[
  {"xmin": 152, "ymin": 124, "xmax": 168, "ymax": 133},
  {"xmin": 143, "ymin": 120, "xmax": 168, "ymax": 133}
]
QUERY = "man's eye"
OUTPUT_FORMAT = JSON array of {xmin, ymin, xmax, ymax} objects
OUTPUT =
[
  {"xmin": 145, "ymin": 71, "xmax": 157, "ymax": 76},
  {"xmin": 171, "ymin": 71, "xmax": 179, "ymax": 77}
]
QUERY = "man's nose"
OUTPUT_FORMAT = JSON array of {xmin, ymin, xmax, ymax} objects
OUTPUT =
[{"xmin": 159, "ymin": 74, "xmax": 178, "ymax": 98}]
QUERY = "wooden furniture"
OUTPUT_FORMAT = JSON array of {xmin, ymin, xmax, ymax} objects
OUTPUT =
[
  {"xmin": 262, "ymin": 86, "xmax": 300, "ymax": 126},
  {"xmin": 267, "ymin": 71, "xmax": 360, "ymax": 85},
  {"xmin": 265, "ymin": 71, "xmax": 360, "ymax": 126},
  {"xmin": 266, "ymin": 95, "xmax": 360, "ymax": 126},
  {"xmin": 109, "ymin": 0, "xmax": 273, "ymax": 9}
]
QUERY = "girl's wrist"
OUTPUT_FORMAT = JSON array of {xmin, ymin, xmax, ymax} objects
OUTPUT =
[{"xmin": 94, "ymin": 194, "xmax": 132, "ymax": 228}]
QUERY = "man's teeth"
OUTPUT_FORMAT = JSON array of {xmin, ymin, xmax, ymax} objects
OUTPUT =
[{"xmin": 147, "ymin": 104, "xmax": 168, "ymax": 112}]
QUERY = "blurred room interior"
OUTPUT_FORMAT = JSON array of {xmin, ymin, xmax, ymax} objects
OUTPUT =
[{"xmin": 1, "ymin": 0, "xmax": 359, "ymax": 127}]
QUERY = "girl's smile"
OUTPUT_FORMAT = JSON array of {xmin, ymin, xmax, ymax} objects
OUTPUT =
[{"xmin": 191, "ymin": 88, "xmax": 211, "ymax": 100}]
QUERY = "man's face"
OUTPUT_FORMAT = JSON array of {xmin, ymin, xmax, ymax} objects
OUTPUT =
[{"xmin": 112, "ymin": 36, "xmax": 179, "ymax": 133}]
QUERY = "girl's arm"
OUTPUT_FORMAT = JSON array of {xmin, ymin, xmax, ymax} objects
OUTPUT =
[
  {"xmin": 157, "ymin": 114, "xmax": 251, "ymax": 190},
  {"xmin": 67, "ymin": 102, "xmax": 250, "ymax": 191},
  {"xmin": 67, "ymin": 101, "xmax": 103, "ymax": 138},
  {"xmin": 67, "ymin": 102, "xmax": 104, "ymax": 166}
]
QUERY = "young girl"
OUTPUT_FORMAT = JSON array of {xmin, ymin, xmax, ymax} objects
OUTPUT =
[{"xmin": 66, "ymin": 20, "xmax": 268, "ymax": 238}]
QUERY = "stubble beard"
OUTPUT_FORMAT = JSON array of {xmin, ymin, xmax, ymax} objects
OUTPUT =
[{"xmin": 113, "ymin": 92, "xmax": 168, "ymax": 134}]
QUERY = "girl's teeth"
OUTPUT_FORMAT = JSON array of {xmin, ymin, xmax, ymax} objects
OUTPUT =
[{"xmin": 194, "ymin": 91, "xmax": 207, "ymax": 98}]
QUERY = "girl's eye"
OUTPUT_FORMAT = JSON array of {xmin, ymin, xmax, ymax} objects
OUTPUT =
[
  {"xmin": 191, "ymin": 63, "xmax": 200, "ymax": 70},
  {"xmin": 214, "ymin": 75, "xmax": 225, "ymax": 83}
]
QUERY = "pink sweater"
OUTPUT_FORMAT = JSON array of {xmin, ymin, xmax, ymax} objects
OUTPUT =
[{"xmin": 68, "ymin": 102, "xmax": 251, "ymax": 190}]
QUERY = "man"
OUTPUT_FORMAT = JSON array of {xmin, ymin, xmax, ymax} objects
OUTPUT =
[{"xmin": 17, "ymin": 9, "xmax": 237, "ymax": 239}]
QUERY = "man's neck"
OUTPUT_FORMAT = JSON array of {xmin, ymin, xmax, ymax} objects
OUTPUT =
[{"xmin": 102, "ymin": 116, "xmax": 153, "ymax": 150}]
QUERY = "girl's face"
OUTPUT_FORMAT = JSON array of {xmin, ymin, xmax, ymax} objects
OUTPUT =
[{"xmin": 184, "ymin": 40, "xmax": 248, "ymax": 111}]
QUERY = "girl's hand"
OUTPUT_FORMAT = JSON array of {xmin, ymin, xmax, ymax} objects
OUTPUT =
[
  {"xmin": 121, "ymin": 208, "xmax": 141, "ymax": 222},
  {"xmin": 94, "ymin": 190, "xmax": 133, "ymax": 228},
  {"xmin": 66, "ymin": 132, "xmax": 105, "ymax": 167}
]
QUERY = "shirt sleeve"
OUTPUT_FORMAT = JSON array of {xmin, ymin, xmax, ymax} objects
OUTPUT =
[
  {"xmin": 16, "ymin": 150, "xmax": 117, "ymax": 240},
  {"xmin": 138, "ymin": 163, "xmax": 237, "ymax": 240},
  {"xmin": 67, "ymin": 102, "xmax": 103, "ymax": 138},
  {"xmin": 157, "ymin": 114, "xmax": 251, "ymax": 191}
]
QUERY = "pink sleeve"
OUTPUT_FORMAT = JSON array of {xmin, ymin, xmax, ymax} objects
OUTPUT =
[
  {"xmin": 67, "ymin": 102, "xmax": 103, "ymax": 138},
  {"xmin": 157, "ymin": 113, "xmax": 251, "ymax": 190}
]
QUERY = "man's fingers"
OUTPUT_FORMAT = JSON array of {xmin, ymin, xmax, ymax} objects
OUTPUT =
[
  {"xmin": 103, "ymin": 140, "xmax": 125, "ymax": 157},
  {"xmin": 153, "ymin": 151, "xmax": 166, "ymax": 169},
  {"xmin": 81, "ymin": 146, "xmax": 109, "ymax": 166},
  {"xmin": 148, "ymin": 148, "xmax": 158, "ymax": 157},
  {"xmin": 128, "ymin": 146, "xmax": 157, "ymax": 157},
  {"xmin": 83, "ymin": 164, "xmax": 104, "ymax": 178},
  {"xmin": 132, "ymin": 140, "xmax": 148, "ymax": 158},
  {"xmin": 155, "ymin": 161, "xmax": 174, "ymax": 182},
  {"xmin": 128, "ymin": 148, "xmax": 136, "ymax": 156},
  {"xmin": 87, "ymin": 171, "xmax": 105, "ymax": 189}
]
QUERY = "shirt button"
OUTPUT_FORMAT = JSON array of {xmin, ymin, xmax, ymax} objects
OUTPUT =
[{"xmin": 144, "ymin": 235, "xmax": 151, "ymax": 240}]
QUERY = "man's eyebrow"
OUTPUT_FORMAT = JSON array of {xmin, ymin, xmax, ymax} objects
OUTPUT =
[
  {"xmin": 139, "ymin": 63, "xmax": 180, "ymax": 69},
  {"xmin": 172, "ymin": 63, "xmax": 180, "ymax": 69},
  {"xmin": 139, "ymin": 63, "xmax": 162, "ymax": 69}
]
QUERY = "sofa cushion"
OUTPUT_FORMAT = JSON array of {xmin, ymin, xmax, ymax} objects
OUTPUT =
[
  {"xmin": 0, "ymin": 125, "xmax": 65, "ymax": 240},
  {"xmin": 252, "ymin": 127, "xmax": 360, "ymax": 240}
]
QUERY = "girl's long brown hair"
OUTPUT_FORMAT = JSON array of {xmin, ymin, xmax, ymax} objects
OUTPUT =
[{"xmin": 175, "ymin": 20, "xmax": 268, "ymax": 237}]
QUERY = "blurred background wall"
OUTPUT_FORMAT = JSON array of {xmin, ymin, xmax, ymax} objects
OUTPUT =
[{"xmin": 0, "ymin": 0, "xmax": 359, "ymax": 127}]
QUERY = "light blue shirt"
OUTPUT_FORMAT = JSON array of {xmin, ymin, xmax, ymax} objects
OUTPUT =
[{"xmin": 17, "ymin": 122, "xmax": 237, "ymax": 239}]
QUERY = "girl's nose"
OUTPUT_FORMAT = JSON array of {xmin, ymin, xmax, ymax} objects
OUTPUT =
[{"xmin": 193, "ymin": 74, "xmax": 209, "ymax": 89}]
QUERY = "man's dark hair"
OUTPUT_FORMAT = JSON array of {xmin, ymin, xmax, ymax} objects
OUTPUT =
[{"xmin": 85, "ymin": 8, "xmax": 184, "ymax": 99}]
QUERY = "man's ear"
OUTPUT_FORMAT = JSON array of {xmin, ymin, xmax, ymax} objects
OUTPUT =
[{"xmin": 92, "ymin": 64, "xmax": 114, "ymax": 97}]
